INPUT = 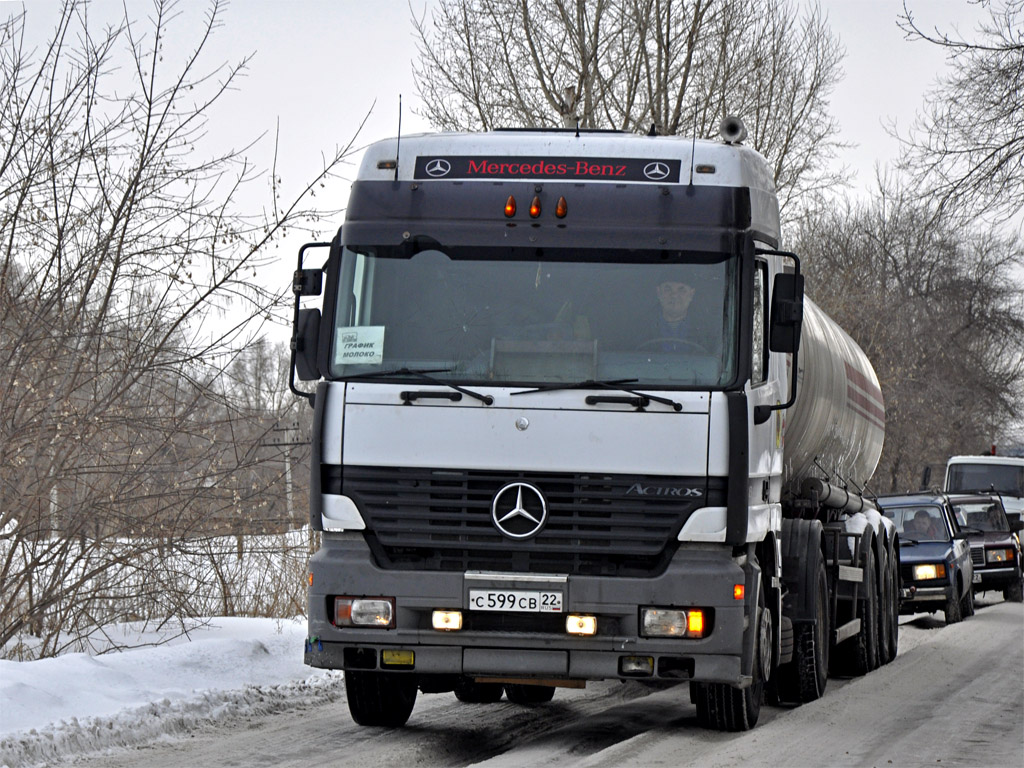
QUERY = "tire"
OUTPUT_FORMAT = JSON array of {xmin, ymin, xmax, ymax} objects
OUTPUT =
[
  {"xmin": 345, "ymin": 671, "xmax": 418, "ymax": 727},
  {"xmin": 694, "ymin": 567, "xmax": 768, "ymax": 730},
  {"xmin": 773, "ymin": 548, "xmax": 829, "ymax": 704},
  {"xmin": 504, "ymin": 684, "xmax": 555, "ymax": 705},
  {"xmin": 1004, "ymin": 570, "xmax": 1024, "ymax": 603},
  {"xmin": 961, "ymin": 583, "xmax": 975, "ymax": 617},
  {"xmin": 944, "ymin": 580, "xmax": 963, "ymax": 624},
  {"xmin": 876, "ymin": 544, "xmax": 893, "ymax": 664},
  {"xmin": 847, "ymin": 543, "xmax": 879, "ymax": 676},
  {"xmin": 454, "ymin": 678, "xmax": 504, "ymax": 703},
  {"xmin": 886, "ymin": 539, "xmax": 900, "ymax": 662}
]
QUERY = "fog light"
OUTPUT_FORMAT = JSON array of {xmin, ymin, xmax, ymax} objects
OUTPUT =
[
  {"xmin": 334, "ymin": 597, "xmax": 395, "ymax": 628},
  {"xmin": 381, "ymin": 649, "xmax": 414, "ymax": 667},
  {"xmin": 432, "ymin": 610, "xmax": 463, "ymax": 631},
  {"xmin": 566, "ymin": 614, "xmax": 597, "ymax": 636},
  {"xmin": 619, "ymin": 655, "xmax": 654, "ymax": 676}
]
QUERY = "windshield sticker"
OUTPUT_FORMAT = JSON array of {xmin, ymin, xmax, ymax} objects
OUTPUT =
[
  {"xmin": 336, "ymin": 326, "xmax": 385, "ymax": 365},
  {"xmin": 414, "ymin": 156, "xmax": 682, "ymax": 183}
]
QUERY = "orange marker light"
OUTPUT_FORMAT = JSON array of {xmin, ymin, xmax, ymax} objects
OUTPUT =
[
  {"xmin": 307, "ymin": 572, "xmax": 313, "ymax": 587},
  {"xmin": 688, "ymin": 610, "xmax": 705, "ymax": 635},
  {"xmin": 529, "ymin": 196, "xmax": 542, "ymax": 218},
  {"xmin": 555, "ymin": 196, "xmax": 568, "ymax": 218},
  {"xmin": 504, "ymin": 196, "xmax": 517, "ymax": 217},
  {"xmin": 733, "ymin": 584, "xmax": 745, "ymax": 600}
]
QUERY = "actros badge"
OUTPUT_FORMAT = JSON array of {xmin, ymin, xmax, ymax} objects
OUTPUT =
[{"xmin": 491, "ymin": 482, "xmax": 548, "ymax": 539}]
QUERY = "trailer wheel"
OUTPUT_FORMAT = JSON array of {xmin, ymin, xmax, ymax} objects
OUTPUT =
[
  {"xmin": 850, "ymin": 544, "xmax": 880, "ymax": 675},
  {"xmin": 345, "ymin": 671, "xmax": 417, "ymax": 727},
  {"xmin": 885, "ymin": 538, "xmax": 900, "ymax": 662},
  {"xmin": 454, "ymin": 678, "xmax": 504, "ymax": 703},
  {"xmin": 876, "ymin": 543, "xmax": 893, "ymax": 664},
  {"xmin": 944, "ymin": 579, "xmax": 963, "ymax": 624},
  {"xmin": 694, "ymin": 570, "xmax": 767, "ymax": 730},
  {"xmin": 504, "ymin": 684, "xmax": 555, "ymax": 705}
]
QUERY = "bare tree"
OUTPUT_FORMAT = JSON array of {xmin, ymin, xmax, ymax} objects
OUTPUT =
[
  {"xmin": 794, "ymin": 177, "xmax": 1024, "ymax": 493},
  {"xmin": 0, "ymin": 0, "xmax": 357, "ymax": 657},
  {"xmin": 896, "ymin": 0, "xmax": 1024, "ymax": 223},
  {"xmin": 411, "ymin": 0, "xmax": 848, "ymax": 213}
]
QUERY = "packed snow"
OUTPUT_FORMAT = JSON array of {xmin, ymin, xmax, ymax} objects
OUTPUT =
[{"xmin": 0, "ymin": 617, "xmax": 343, "ymax": 768}]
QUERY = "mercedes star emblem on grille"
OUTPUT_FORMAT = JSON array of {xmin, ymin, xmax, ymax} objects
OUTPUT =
[{"xmin": 491, "ymin": 482, "xmax": 548, "ymax": 539}]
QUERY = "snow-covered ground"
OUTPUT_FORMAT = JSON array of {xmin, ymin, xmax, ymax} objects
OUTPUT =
[{"xmin": 0, "ymin": 617, "xmax": 343, "ymax": 768}]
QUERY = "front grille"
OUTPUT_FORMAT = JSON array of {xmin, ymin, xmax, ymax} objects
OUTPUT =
[
  {"xmin": 971, "ymin": 547, "xmax": 984, "ymax": 567},
  {"xmin": 337, "ymin": 465, "xmax": 723, "ymax": 577}
]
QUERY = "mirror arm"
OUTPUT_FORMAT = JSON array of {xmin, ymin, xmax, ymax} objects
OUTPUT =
[
  {"xmin": 290, "ymin": 241, "xmax": 331, "ymax": 406},
  {"xmin": 754, "ymin": 249, "xmax": 802, "ymax": 426}
]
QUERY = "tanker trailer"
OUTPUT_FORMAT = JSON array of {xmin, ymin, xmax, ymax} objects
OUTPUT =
[{"xmin": 770, "ymin": 297, "xmax": 897, "ymax": 703}]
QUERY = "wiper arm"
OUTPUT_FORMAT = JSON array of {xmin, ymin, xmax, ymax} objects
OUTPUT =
[
  {"xmin": 342, "ymin": 367, "xmax": 493, "ymax": 405},
  {"xmin": 512, "ymin": 378, "xmax": 682, "ymax": 412}
]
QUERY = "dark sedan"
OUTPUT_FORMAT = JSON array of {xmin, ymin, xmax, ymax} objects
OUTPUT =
[
  {"xmin": 949, "ymin": 494, "xmax": 1024, "ymax": 602},
  {"xmin": 876, "ymin": 493, "xmax": 974, "ymax": 623}
]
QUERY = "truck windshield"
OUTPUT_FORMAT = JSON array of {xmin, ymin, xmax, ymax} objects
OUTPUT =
[
  {"xmin": 947, "ymin": 464, "xmax": 1024, "ymax": 496},
  {"xmin": 328, "ymin": 244, "xmax": 738, "ymax": 387}
]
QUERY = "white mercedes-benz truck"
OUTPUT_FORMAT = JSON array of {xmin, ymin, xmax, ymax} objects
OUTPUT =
[{"xmin": 290, "ymin": 121, "xmax": 897, "ymax": 731}]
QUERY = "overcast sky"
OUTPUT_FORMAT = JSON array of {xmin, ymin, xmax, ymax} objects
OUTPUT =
[{"xmin": 7, "ymin": 0, "xmax": 1000, "ymax": 307}]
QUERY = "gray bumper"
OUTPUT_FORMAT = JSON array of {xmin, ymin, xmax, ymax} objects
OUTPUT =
[
  {"xmin": 972, "ymin": 566, "xmax": 1020, "ymax": 591},
  {"xmin": 305, "ymin": 534, "xmax": 757, "ymax": 686}
]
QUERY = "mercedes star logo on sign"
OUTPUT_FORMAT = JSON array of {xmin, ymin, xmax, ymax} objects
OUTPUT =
[
  {"xmin": 643, "ymin": 161, "xmax": 671, "ymax": 180},
  {"xmin": 424, "ymin": 158, "xmax": 452, "ymax": 177},
  {"xmin": 491, "ymin": 482, "xmax": 548, "ymax": 539}
]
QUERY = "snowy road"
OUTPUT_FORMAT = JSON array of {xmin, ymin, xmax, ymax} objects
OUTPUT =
[{"xmin": 60, "ymin": 598, "xmax": 1023, "ymax": 768}]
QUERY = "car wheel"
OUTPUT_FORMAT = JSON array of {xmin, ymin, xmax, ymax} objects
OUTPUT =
[
  {"xmin": 1004, "ymin": 570, "xmax": 1024, "ymax": 603},
  {"xmin": 944, "ymin": 580, "xmax": 963, "ymax": 625},
  {"xmin": 454, "ymin": 678, "xmax": 504, "ymax": 703},
  {"xmin": 960, "ymin": 584, "xmax": 974, "ymax": 617}
]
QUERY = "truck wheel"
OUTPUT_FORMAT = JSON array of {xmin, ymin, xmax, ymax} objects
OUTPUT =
[
  {"xmin": 774, "ymin": 550, "xmax": 829, "ymax": 704},
  {"xmin": 345, "ymin": 671, "xmax": 417, "ymax": 727},
  {"xmin": 852, "ymin": 545, "xmax": 879, "ymax": 674},
  {"xmin": 944, "ymin": 580, "xmax": 963, "ymax": 624},
  {"xmin": 694, "ymin": 571, "xmax": 767, "ymax": 730},
  {"xmin": 1004, "ymin": 571, "xmax": 1024, "ymax": 602},
  {"xmin": 504, "ymin": 684, "xmax": 555, "ymax": 705},
  {"xmin": 960, "ymin": 584, "xmax": 975, "ymax": 617},
  {"xmin": 454, "ymin": 678, "xmax": 504, "ymax": 703}
]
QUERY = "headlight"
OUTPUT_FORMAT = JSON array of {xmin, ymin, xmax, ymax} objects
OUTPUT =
[
  {"xmin": 640, "ymin": 607, "xmax": 708, "ymax": 638},
  {"xmin": 333, "ymin": 597, "xmax": 395, "ymax": 628},
  {"xmin": 912, "ymin": 563, "xmax": 946, "ymax": 581},
  {"xmin": 986, "ymin": 548, "xmax": 1014, "ymax": 563}
]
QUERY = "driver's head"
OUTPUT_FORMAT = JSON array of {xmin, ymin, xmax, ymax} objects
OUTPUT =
[{"xmin": 656, "ymin": 280, "xmax": 695, "ymax": 322}]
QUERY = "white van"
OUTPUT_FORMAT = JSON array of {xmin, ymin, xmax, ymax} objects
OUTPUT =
[{"xmin": 945, "ymin": 455, "xmax": 1024, "ymax": 523}]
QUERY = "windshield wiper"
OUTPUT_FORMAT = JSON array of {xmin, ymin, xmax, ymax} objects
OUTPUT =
[
  {"xmin": 512, "ymin": 378, "xmax": 682, "ymax": 412},
  {"xmin": 342, "ymin": 367, "xmax": 493, "ymax": 405}
]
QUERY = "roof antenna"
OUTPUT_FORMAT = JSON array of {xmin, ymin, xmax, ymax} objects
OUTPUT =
[
  {"xmin": 394, "ymin": 94, "xmax": 402, "ymax": 182},
  {"xmin": 575, "ymin": 118, "xmax": 580, "ymax": 138}
]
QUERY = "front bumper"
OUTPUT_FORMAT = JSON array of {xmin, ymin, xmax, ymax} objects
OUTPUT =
[
  {"xmin": 305, "ymin": 534, "xmax": 758, "ymax": 687},
  {"xmin": 899, "ymin": 582, "xmax": 951, "ymax": 613},
  {"xmin": 971, "ymin": 565, "xmax": 1021, "ymax": 592}
]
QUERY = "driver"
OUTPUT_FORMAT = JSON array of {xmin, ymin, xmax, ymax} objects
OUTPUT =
[{"xmin": 645, "ymin": 276, "xmax": 701, "ymax": 351}]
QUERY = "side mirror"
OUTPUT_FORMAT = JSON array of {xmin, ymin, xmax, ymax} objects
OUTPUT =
[
  {"xmin": 920, "ymin": 466, "xmax": 932, "ymax": 490},
  {"xmin": 1009, "ymin": 518, "xmax": 1024, "ymax": 534},
  {"xmin": 769, "ymin": 272, "xmax": 804, "ymax": 354},
  {"xmin": 293, "ymin": 308, "xmax": 322, "ymax": 381}
]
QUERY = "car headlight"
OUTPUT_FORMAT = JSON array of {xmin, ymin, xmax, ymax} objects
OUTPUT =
[
  {"xmin": 912, "ymin": 563, "xmax": 946, "ymax": 581},
  {"xmin": 986, "ymin": 548, "xmax": 1014, "ymax": 563}
]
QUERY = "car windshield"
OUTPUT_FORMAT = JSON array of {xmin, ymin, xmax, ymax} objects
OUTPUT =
[
  {"xmin": 328, "ymin": 244, "xmax": 739, "ymax": 387},
  {"xmin": 880, "ymin": 505, "xmax": 950, "ymax": 541},
  {"xmin": 946, "ymin": 463, "xmax": 1024, "ymax": 496},
  {"xmin": 952, "ymin": 501, "xmax": 1010, "ymax": 532}
]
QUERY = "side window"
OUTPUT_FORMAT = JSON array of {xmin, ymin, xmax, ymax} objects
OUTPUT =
[{"xmin": 751, "ymin": 260, "xmax": 768, "ymax": 385}]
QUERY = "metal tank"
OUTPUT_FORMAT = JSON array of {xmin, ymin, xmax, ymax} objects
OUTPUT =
[{"xmin": 781, "ymin": 297, "xmax": 885, "ymax": 498}]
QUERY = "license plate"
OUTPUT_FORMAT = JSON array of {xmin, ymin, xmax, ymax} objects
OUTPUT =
[
  {"xmin": 468, "ymin": 589, "xmax": 563, "ymax": 613},
  {"xmin": 972, "ymin": 572, "xmax": 982, "ymax": 584}
]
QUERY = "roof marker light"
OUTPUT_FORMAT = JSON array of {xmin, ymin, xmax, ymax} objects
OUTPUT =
[
  {"xmin": 505, "ymin": 196, "xmax": 517, "ymax": 217},
  {"xmin": 530, "ymin": 196, "xmax": 542, "ymax": 218},
  {"xmin": 556, "ymin": 196, "xmax": 568, "ymax": 218}
]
